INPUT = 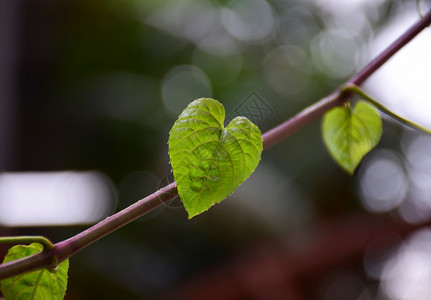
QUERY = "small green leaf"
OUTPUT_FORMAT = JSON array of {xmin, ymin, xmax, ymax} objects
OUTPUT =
[
  {"xmin": 322, "ymin": 100, "xmax": 382, "ymax": 174},
  {"xmin": 1, "ymin": 243, "xmax": 69, "ymax": 300},
  {"xmin": 169, "ymin": 98, "xmax": 263, "ymax": 218}
]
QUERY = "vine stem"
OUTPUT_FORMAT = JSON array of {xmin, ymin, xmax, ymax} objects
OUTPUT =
[
  {"xmin": 0, "ymin": 182, "xmax": 178, "ymax": 279},
  {"xmin": 1, "ymin": 9, "xmax": 431, "ymax": 281},
  {"xmin": 263, "ymin": 8, "xmax": 431, "ymax": 149}
]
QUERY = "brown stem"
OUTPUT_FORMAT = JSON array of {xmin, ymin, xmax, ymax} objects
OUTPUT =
[{"xmin": 1, "ymin": 9, "xmax": 431, "ymax": 281}]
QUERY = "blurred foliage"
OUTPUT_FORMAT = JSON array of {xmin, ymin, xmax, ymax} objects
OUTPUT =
[{"xmin": 2, "ymin": 0, "xmax": 421, "ymax": 298}]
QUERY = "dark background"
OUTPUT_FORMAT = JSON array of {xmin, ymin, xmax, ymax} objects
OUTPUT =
[{"xmin": 1, "ymin": 0, "xmax": 431, "ymax": 299}]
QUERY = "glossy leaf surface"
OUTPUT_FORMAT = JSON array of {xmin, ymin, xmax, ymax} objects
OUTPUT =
[{"xmin": 169, "ymin": 98, "xmax": 262, "ymax": 218}]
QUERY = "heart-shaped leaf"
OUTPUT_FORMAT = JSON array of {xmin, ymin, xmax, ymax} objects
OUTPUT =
[
  {"xmin": 1, "ymin": 243, "xmax": 69, "ymax": 300},
  {"xmin": 322, "ymin": 100, "xmax": 382, "ymax": 174},
  {"xmin": 169, "ymin": 98, "xmax": 263, "ymax": 218}
]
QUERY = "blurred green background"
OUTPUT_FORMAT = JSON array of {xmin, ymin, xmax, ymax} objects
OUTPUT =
[{"xmin": 1, "ymin": 0, "xmax": 431, "ymax": 299}]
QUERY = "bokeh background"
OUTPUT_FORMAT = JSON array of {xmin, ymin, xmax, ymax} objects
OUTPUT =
[{"xmin": 1, "ymin": 0, "xmax": 431, "ymax": 299}]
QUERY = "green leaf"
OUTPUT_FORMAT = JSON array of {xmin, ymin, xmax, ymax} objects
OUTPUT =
[
  {"xmin": 169, "ymin": 98, "xmax": 263, "ymax": 218},
  {"xmin": 1, "ymin": 243, "xmax": 69, "ymax": 300},
  {"xmin": 322, "ymin": 100, "xmax": 382, "ymax": 174}
]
